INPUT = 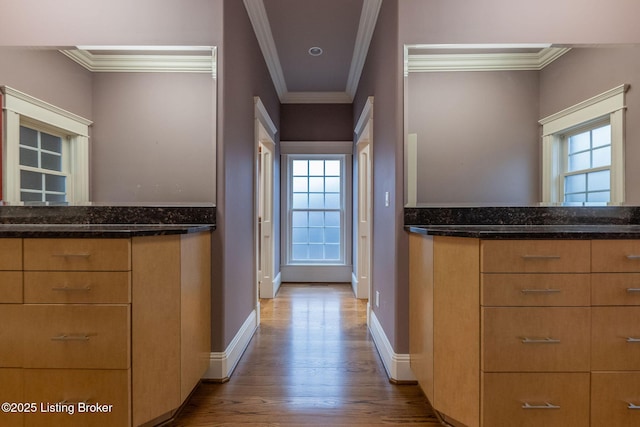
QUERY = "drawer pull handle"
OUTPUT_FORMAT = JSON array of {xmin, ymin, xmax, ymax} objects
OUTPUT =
[
  {"xmin": 522, "ymin": 337, "xmax": 560, "ymax": 344},
  {"xmin": 521, "ymin": 255, "xmax": 561, "ymax": 260},
  {"xmin": 626, "ymin": 288, "xmax": 640, "ymax": 293},
  {"xmin": 628, "ymin": 402, "xmax": 640, "ymax": 410},
  {"xmin": 521, "ymin": 288, "xmax": 561, "ymax": 294},
  {"xmin": 52, "ymin": 253, "xmax": 91, "ymax": 258},
  {"xmin": 51, "ymin": 334, "xmax": 91, "ymax": 342},
  {"xmin": 522, "ymin": 402, "xmax": 560, "ymax": 410},
  {"xmin": 626, "ymin": 255, "xmax": 640, "ymax": 260},
  {"xmin": 626, "ymin": 337, "xmax": 640, "ymax": 343},
  {"xmin": 52, "ymin": 285, "xmax": 92, "ymax": 292}
]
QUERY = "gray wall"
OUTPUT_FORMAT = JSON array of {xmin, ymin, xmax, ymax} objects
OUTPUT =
[
  {"xmin": 280, "ymin": 104, "xmax": 353, "ymax": 141},
  {"xmin": 91, "ymin": 72, "xmax": 215, "ymax": 202},
  {"xmin": 408, "ymin": 70, "xmax": 540, "ymax": 204},
  {"xmin": 213, "ymin": 0, "xmax": 280, "ymax": 351},
  {"xmin": 354, "ymin": 0, "xmax": 407, "ymax": 351},
  {"xmin": 540, "ymin": 46, "xmax": 640, "ymax": 202}
]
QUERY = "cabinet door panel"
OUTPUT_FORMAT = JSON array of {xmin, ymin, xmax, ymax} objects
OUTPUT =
[
  {"xmin": 481, "ymin": 240, "xmax": 590, "ymax": 273},
  {"xmin": 482, "ymin": 273, "xmax": 590, "ymax": 307},
  {"xmin": 24, "ymin": 239, "xmax": 131, "ymax": 271},
  {"xmin": 592, "ymin": 240, "xmax": 640, "ymax": 272},
  {"xmin": 0, "ymin": 369, "xmax": 24, "ymax": 427},
  {"xmin": 592, "ymin": 273, "xmax": 640, "ymax": 306},
  {"xmin": 591, "ymin": 372, "xmax": 640, "ymax": 427},
  {"xmin": 0, "ymin": 272, "xmax": 23, "ymax": 303},
  {"xmin": 0, "ymin": 239, "xmax": 22, "ymax": 270},
  {"xmin": 24, "ymin": 272, "xmax": 130, "ymax": 304},
  {"xmin": 592, "ymin": 307, "xmax": 640, "ymax": 370}
]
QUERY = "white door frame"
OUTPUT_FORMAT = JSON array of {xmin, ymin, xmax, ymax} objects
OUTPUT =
[
  {"xmin": 254, "ymin": 97, "xmax": 279, "ymax": 302},
  {"xmin": 353, "ymin": 97, "xmax": 373, "ymax": 306}
]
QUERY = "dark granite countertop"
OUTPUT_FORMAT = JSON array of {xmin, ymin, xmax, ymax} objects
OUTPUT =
[
  {"xmin": 407, "ymin": 224, "xmax": 640, "ymax": 239},
  {"xmin": 0, "ymin": 223, "xmax": 213, "ymax": 238}
]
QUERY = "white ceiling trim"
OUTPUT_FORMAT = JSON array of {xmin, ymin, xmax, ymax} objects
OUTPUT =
[
  {"xmin": 60, "ymin": 48, "xmax": 217, "ymax": 75},
  {"xmin": 243, "ymin": 0, "xmax": 288, "ymax": 100},
  {"xmin": 408, "ymin": 47, "xmax": 571, "ymax": 73},
  {"xmin": 345, "ymin": 0, "xmax": 382, "ymax": 99},
  {"xmin": 245, "ymin": 0, "xmax": 380, "ymax": 104}
]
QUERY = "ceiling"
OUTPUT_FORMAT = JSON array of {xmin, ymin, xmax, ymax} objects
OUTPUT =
[{"xmin": 244, "ymin": 0, "xmax": 382, "ymax": 104}]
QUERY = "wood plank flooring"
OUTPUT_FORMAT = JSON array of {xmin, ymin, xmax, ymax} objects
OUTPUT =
[{"xmin": 170, "ymin": 283, "xmax": 440, "ymax": 426}]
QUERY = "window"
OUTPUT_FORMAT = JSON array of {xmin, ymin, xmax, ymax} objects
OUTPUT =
[
  {"xmin": 280, "ymin": 141, "xmax": 353, "ymax": 283},
  {"xmin": 1, "ymin": 86, "xmax": 91, "ymax": 203},
  {"xmin": 540, "ymin": 85, "xmax": 627, "ymax": 205},
  {"xmin": 562, "ymin": 122, "xmax": 611, "ymax": 204},
  {"xmin": 290, "ymin": 158, "xmax": 343, "ymax": 262}
]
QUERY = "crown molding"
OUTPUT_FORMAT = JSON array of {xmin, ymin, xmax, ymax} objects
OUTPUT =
[
  {"xmin": 408, "ymin": 47, "xmax": 571, "ymax": 73},
  {"xmin": 346, "ymin": 0, "xmax": 382, "ymax": 99},
  {"xmin": 244, "ymin": 0, "xmax": 287, "ymax": 101},
  {"xmin": 59, "ymin": 47, "xmax": 216, "ymax": 75},
  {"xmin": 281, "ymin": 91, "xmax": 352, "ymax": 104}
]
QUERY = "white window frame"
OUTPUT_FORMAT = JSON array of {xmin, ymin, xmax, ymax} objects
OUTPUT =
[
  {"xmin": 280, "ymin": 141, "xmax": 353, "ymax": 283},
  {"xmin": 2, "ymin": 86, "xmax": 92, "ymax": 203},
  {"xmin": 540, "ymin": 84, "xmax": 628, "ymax": 205}
]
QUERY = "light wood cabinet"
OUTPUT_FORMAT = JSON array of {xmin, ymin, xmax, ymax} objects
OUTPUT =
[
  {"xmin": 409, "ymin": 234, "xmax": 640, "ymax": 427},
  {"xmin": 0, "ymin": 232, "xmax": 211, "ymax": 427}
]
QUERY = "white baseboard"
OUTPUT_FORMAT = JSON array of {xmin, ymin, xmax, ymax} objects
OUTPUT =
[
  {"xmin": 259, "ymin": 272, "xmax": 282, "ymax": 299},
  {"xmin": 272, "ymin": 272, "xmax": 282, "ymax": 297},
  {"xmin": 351, "ymin": 272, "xmax": 358, "ymax": 296},
  {"xmin": 369, "ymin": 310, "xmax": 416, "ymax": 383},
  {"xmin": 204, "ymin": 307, "xmax": 258, "ymax": 381}
]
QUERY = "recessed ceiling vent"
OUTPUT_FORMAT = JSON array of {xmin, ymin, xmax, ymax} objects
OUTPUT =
[{"xmin": 308, "ymin": 46, "xmax": 323, "ymax": 57}]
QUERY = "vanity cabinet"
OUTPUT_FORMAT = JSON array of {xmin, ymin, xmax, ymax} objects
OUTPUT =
[
  {"xmin": 409, "ymin": 234, "xmax": 640, "ymax": 427},
  {"xmin": 0, "ymin": 231, "xmax": 211, "ymax": 427}
]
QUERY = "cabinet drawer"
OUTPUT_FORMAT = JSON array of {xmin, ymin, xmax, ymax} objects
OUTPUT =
[
  {"xmin": 0, "ymin": 305, "xmax": 23, "ymax": 367},
  {"xmin": 24, "ymin": 368, "xmax": 130, "ymax": 427},
  {"xmin": 0, "ymin": 272, "xmax": 23, "ymax": 303},
  {"xmin": 592, "ymin": 307, "xmax": 640, "ymax": 370},
  {"xmin": 24, "ymin": 272, "xmax": 131, "ymax": 304},
  {"xmin": 0, "ymin": 369, "xmax": 24, "ymax": 427},
  {"xmin": 23, "ymin": 305, "xmax": 130, "ymax": 369},
  {"xmin": 592, "ymin": 273, "xmax": 640, "ymax": 305},
  {"xmin": 482, "ymin": 372, "xmax": 590, "ymax": 427},
  {"xmin": 482, "ymin": 274, "xmax": 590, "ymax": 307},
  {"xmin": 592, "ymin": 240, "xmax": 640, "ymax": 272},
  {"xmin": 482, "ymin": 307, "xmax": 590, "ymax": 372},
  {"xmin": 481, "ymin": 240, "xmax": 590, "ymax": 273},
  {"xmin": 591, "ymin": 372, "xmax": 640, "ymax": 427},
  {"xmin": 24, "ymin": 239, "xmax": 131, "ymax": 271},
  {"xmin": 0, "ymin": 239, "xmax": 22, "ymax": 270}
]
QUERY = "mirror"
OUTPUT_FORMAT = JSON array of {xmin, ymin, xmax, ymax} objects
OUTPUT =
[
  {"xmin": 0, "ymin": 45, "xmax": 217, "ymax": 205},
  {"xmin": 403, "ymin": 44, "xmax": 640, "ymax": 207}
]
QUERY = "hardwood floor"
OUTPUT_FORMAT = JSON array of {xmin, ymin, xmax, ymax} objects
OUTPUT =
[{"xmin": 171, "ymin": 283, "xmax": 440, "ymax": 426}]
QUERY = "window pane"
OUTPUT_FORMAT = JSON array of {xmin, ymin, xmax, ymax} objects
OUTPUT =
[
  {"xmin": 309, "ymin": 193, "xmax": 324, "ymax": 209},
  {"xmin": 309, "ymin": 212, "xmax": 324, "ymax": 227},
  {"xmin": 20, "ymin": 126, "xmax": 38, "ymax": 148},
  {"xmin": 309, "ymin": 245, "xmax": 323, "ymax": 259},
  {"xmin": 309, "ymin": 160, "xmax": 324, "ymax": 176},
  {"xmin": 45, "ymin": 193, "xmax": 66, "ymax": 203},
  {"xmin": 20, "ymin": 147, "xmax": 38, "ymax": 168},
  {"xmin": 565, "ymin": 193, "xmax": 586, "ymax": 203},
  {"xmin": 309, "ymin": 177, "xmax": 324, "ymax": 192},
  {"xmin": 325, "ymin": 212, "xmax": 340, "ymax": 227},
  {"xmin": 588, "ymin": 170, "xmax": 610, "ymax": 192},
  {"xmin": 568, "ymin": 151, "xmax": 590, "ymax": 172},
  {"xmin": 21, "ymin": 170, "xmax": 42, "ymax": 190},
  {"xmin": 325, "ymin": 177, "xmax": 340, "ymax": 193},
  {"xmin": 41, "ymin": 133, "xmax": 62, "ymax": 153},
  {"xmin": 592, "ymin": 146, "xmax": 611, "ymax": 168},
  {"xmin": 309, "ymin": 228, "xmax": 323, "ymax": 244},
  {"xmin": 592, "ymin": 125, "xmax": 611, "ymax": 148},
  {"xmin": 293, "ymin": 177, "xmax": 308, "ymax": 192},
  {"xmin": 587, "ymin": 191, "xmax": 610, "ymax": 203},
  {"xmin": 293, "ymin": 160, "xmax": 308, "ymax": 176},
  {"xmin": 45, "ymin": 174, "xmax": 66, "ymax": 193},
  {"xmin": 325, "ymin": 244, "xmax": 340, "ymax": 260},
  {"xmin": 292, "ymin": 193, "xmax": 308, "ymax": 209},
  {"xmin": 21, "ymin": 191, "xmax": 42, "ymax": 202},
  {"xmin": 325, "ymin": 160, "xmax": 341, "ymax": 176},
  {"xmin": 325, "ymin": 193, "xmax": 340, "ymax": 209},
  {"xmin": 292, "ymin": 212, "xmax": 308, "ymax": 227},
  {"xmin": 292, "ymin": 228, "xmax": 308, "ymax": 244},
  {"xmin": 325, "ymin": 227, "xmax": 340, "ymax": 244},
  {"xmin": 41, "ymin": 152, "xmax": 62, "ymax": 171},
  {"xmin": 565, "ymin": 174, "xmax": 586, "ymax": 194},
  {"xmin": 292, "ymin": 244, "xmax": 308, "ymax": 260},
  {"xmin": 568, "ymin": 132, "xmax": 590, "ymax": 154}
]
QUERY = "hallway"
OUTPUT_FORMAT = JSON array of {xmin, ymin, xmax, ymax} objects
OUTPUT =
[{"xmin": 171, "ymin": 284, "xmax": 439, "ymax": 426}]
